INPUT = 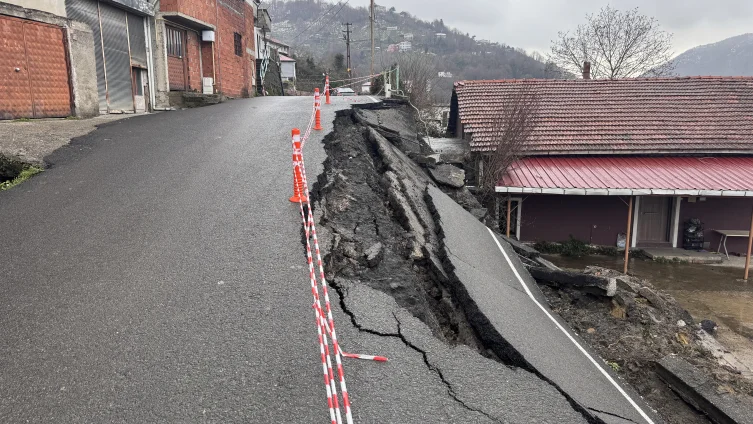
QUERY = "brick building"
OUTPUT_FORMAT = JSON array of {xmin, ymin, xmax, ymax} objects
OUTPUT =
[{"xmin": 154, "ymin": 0, "xmax": 257, "ymax": 107}]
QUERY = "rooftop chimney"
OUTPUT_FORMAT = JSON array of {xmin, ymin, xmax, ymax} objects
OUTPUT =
[{"xmin": 582, "ymin": 61, "xmax": 591, "ymax": 80}]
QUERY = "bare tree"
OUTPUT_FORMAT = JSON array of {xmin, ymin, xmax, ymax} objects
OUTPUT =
[
  {"xmin": 478, "ymin": 87, "xmax": 540, "ymax": 215},
  {"xmin": 392, "ymin": 52, "xmax": 439, "ymax": 108},
  {"xmin": 549, "ymin": 6, "xmax": 675, "ymax": 79}
]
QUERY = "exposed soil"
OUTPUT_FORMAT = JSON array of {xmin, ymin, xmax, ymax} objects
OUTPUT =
[
  {"xmin": 312, "ymin": 110, "xmax": 483, "ymax": 349},
  {"xmin": 538, "ymin": 266, "xmax": 753, "ymax": 423}
]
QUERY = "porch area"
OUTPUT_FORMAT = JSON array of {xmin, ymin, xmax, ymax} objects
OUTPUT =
[
  {"xmin": 496, "ymin": 156, "xmax": 753, "ymax": 279},
  {"xmin": 642, "ymin": 248, "xmax": 724, "ymax": 264}
]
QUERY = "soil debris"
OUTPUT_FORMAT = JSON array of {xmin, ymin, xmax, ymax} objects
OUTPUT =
[{"xmin": 537, "ymin": 265, "xmax": 753, "ymax": 423}]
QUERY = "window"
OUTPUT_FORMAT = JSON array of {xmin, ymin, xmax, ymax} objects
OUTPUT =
[
  {"xmin": 234, "ymin": 32, "xmax": 242, "ymax": 57},
  {"xmin": 166, "ymin": 27, "xmax": 183, "ymax": 57}
]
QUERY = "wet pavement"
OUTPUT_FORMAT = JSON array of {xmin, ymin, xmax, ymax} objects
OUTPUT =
[{"xmin": 543, "ymin": 255, "xmax": 753, "ymax": 344}]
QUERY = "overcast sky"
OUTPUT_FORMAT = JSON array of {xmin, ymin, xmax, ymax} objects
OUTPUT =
[{"xmin": 347, "ymin": 0, "xmax": 753, "ymax": 57}]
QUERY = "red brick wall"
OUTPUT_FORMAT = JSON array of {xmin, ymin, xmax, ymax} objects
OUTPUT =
[
  {"xmin": 212, "ymin": 0, "xmax": 255, "ymax": 97},
  {"xmin": 163, "ymin": 0, "xmax": 255, "ymax": 97},
  {"xmin": 186, "ymin": 30, "xmax": 203, "ymax": 91},
  {"xmin": 201, "ymin": 41, "xmax": 213, "ymax": 81},
  {"xmin": 161, "ymin": 0, "xmax": 217, "ymax": 27},
  {"xmin": 215, "ymin": 0, "xmax": 244, "ymax": 96}
]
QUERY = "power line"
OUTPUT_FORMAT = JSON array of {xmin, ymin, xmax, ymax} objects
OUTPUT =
[
  {"xmin": 294, "ymin": 0, "xmax": 351, "ymax": 45},
  {"xmin": 291, "ymin": 1, "xmax": 343, "ymax": 41}
]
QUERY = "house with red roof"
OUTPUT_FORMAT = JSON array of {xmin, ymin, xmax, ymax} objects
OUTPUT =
[{"xmin": 448, "ymin": 76, "xmax": 753, "ymax": 259}]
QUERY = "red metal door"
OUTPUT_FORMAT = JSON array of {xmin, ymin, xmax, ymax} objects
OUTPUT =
[
  {"xmin": 24, "ymin": 20, "xmax": 72, "ymax": 117},
  {"xmin": 0, "ymin": 15, "xmax": 71, "ymax": 119},
  {"xmin": 0, "ymin": 16, "xmax": 33, "ymax": 119}
]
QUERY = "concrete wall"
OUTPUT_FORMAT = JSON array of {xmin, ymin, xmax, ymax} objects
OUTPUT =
[
  {"xmin": 3, "ymin": 0, "xmax": 65, "ymax": 17},
  {"xmin": 152, "ymin": 16, "xmax": 171, "ymax": 108},
  {"xmin": 517, "ymin": 194, "xmax": 630, "ymax": 247},
  {"xmin": 680, "ymin": 197, "xmax": 753, "ymax": 254},
  {"xmin": 103, "ymin": 0, "xmax": 154, "ymax": 16},
  {"xmin": 66, "ymin": 20, "xmax": 99, "ymax": 117},
  {"xmin": 0, "ymin": 1, "xmax": 99, "ymax": 117}
]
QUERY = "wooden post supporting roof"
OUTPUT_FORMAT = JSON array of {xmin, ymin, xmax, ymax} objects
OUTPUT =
[
  {"xmin": 745, "ymin": 206, "xmax": 753, "ymax": 281},
  {"xmin": 624, "ymin": 197, "xmax": 634, "ymax": 274}
]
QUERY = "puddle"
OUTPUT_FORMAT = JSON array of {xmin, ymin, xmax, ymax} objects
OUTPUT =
[{"xmin": 542, "ymin": 254, "xmax": 753, "ymax": 342}]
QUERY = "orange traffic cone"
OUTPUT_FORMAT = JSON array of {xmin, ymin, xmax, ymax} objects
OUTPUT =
[
  {"xmin": 325, "ymin": 75, "xmax": 331, "ymax": 105},
  {"xmin": 289, "ymin": 128, "xmax": 308, "ymax": 203},
  {"xmin": 314, "ymin": 89, "xmax": 323, "ymax": 131}
]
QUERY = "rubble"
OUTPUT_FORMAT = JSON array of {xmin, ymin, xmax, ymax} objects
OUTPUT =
[
  {"xmin": 364, "ymin": 242, "xmax": 384, "ymax": 268},
  {"xmin": 656, "ymin": 355, "xmax": 753, "ymax": 424},
  {"xmin": 428, "ymin": 164, "xmax": 466, "ymax": 188}
]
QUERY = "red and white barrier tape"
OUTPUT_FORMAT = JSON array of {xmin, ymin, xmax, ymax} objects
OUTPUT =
[{"xmin": 291, "ymin": 100, "xmax": 388, "ymax": 421}]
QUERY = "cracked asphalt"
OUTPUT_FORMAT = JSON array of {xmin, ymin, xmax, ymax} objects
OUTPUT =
[{"xmin": 0, "ymin": 96, "xmax": 581, "ymax": 423}]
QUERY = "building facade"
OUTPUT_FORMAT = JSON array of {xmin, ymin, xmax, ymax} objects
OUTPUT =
[
  {"xmin": 450, "ymin": 77, "xmax": 753, "ymax": 255},
  {"xmin": 153, "ymin": 0, "xmax": 256, "ymax": 107},
  {"xmin": 1, "ymin": 0, "xmax": 98, "ymax": 119},
  {"xmin": 65, "ymin": 0, "xmax": 156, "ymax": 114}
]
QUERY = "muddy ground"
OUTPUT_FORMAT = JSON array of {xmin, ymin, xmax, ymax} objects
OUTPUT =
[
  {"xmin": 539, "ymin": 267, "xmax": 753, "ymax": 424},
  {"xmin": 311, "ymin": 101, "xmax": 753, "ymax": 423}
]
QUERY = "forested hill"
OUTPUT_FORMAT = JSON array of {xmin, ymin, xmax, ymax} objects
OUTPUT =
[
  {"xmin": 264, "ymin": 0, "xmax": 558, "ymax": 82},
  {"xmin": 672, "ymin": 33, "xmax": 753, "ymax": 76}
]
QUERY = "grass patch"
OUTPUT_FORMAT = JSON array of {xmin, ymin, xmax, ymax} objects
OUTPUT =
[
  {"xmin": 13, "ymin": 117, "xmax": 31, "ymax": 122},
  {"xmin": 534, "ymin": 236, "xmax": 591, "ymax": 258},
  {"xmin": 0, "ymin": 166, "xmax": 43, "ymax": 191},
  {"xmin": 653, "ymin": 256, "xmax": 689, "ymax": 265},
  {"xmin": 534, "ymin": 236, "xmax": 625, "ymax": 258}
]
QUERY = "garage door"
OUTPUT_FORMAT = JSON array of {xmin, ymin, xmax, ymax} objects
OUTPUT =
[{"xmin": 0, "ymin": 15, "xmax": 72, "ymax": 119}]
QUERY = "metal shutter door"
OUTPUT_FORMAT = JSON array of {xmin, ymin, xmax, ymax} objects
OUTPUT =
[
  {"xmin": 65, "ymin": 0, "xmax": 107, "ymax": 112},
  {"xmin": 24, "ymin": 21, "xmax": 72, "ymax": 117},
  {"xmin": 99, "ymin": 3, "xmax": 133, "ymax": 111},
  {"xmin": 127, "ymin": 14, "xmax": 147, "ymax": 67},
  {"xmin": 0, "ymin": 16, "xmax": 33, "ymax": 119}
]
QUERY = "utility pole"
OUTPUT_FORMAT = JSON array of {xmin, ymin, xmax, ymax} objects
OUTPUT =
[
  {"xmin": 370, "ymin": 0, "xmax": 375, "ymax": 81},
  {"xmin": 343, "ymin": 23, "xmax": 352, "ymax": 79}
]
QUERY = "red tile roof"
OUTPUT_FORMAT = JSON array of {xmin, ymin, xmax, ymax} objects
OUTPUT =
[
  {"xmin": 454, "ymin": 77, "xmax": 753, "ymax": 154},
  {"xmin": 279, "ymin": 54, "xmax": 295, "ymax": 62},
  {"xmin": 498, "ymin": 156, "xmax": 753, "ymax": 196}
]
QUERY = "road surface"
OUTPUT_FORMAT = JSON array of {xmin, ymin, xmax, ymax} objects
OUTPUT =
[{"xmin": 0, "ymin": 96, "xmax": 585, "ymax": 423}]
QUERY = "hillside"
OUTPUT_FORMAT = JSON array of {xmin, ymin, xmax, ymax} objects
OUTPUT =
[
  {"xmin": 264, "ymin": 0, "xmax": 561, "ymax": 101},
  {"xmin": 672, "ymin": 33, "xmax": 753, "ymax": 76}
]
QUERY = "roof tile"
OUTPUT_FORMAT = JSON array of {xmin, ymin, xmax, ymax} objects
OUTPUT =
[{"xmin": 454, "ymin": 77, "xmax": 753, "ymax": 154}]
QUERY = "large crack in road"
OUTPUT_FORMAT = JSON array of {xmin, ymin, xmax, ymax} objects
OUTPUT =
[{"xmin": 303, "ymin": 105, "xmax": 593, "ymax": 423}]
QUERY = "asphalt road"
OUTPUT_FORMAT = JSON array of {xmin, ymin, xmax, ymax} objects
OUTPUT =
[
  {"xmin": 427, "ymin": 185, "xmax": 664, "ymax": 424},
  {"xmin": 0, "ymin": 96, "xmax": 588, "ymax": 423},
  {"xmin": 0, "ymin": 97, "xmax": 354, "ymax": 422}
]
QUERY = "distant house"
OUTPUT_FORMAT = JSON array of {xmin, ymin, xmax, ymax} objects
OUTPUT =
[
  {"xmin": 265, "ymin": 36, "xmax": 290, "ymax": 56},
  {"xmin": 361, "ymin": 82, "xmax": 371, "ymax": 93},
  {"xmin": 279, "ymin": 54, "xmax": 296, "ymax": 81},
  {"xmin": 449, "ymin": 76, "xmax": 753, "ymax": 254},
  {"xmin": 398, "ymin": 41, "xmax": 412, "ymax": 52}
]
